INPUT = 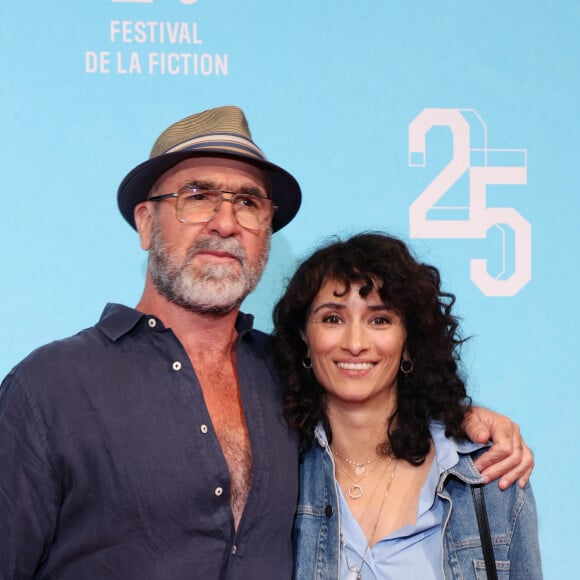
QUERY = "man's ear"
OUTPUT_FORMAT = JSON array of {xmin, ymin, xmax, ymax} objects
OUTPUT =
[{"xmin": 134, "ymin": 202, "xmax": 154, "ymax": 251}]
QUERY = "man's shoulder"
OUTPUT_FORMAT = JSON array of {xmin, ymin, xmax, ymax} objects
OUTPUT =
[
  {"xmin": 5, "ymin": 304, "xmax": 139, "ymax": 385},
  {"xmin": 8, "ymin": 324, "xmax": 100, "ymax": 381}
]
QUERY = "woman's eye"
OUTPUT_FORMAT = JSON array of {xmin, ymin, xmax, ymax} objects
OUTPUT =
[
  {"xmin": 321, "ymin": 314, "xmax": 342, "ymax": 324},
  {"xmin": 370, "ymin": 315, "xmax": 391, "ymax": 325}
]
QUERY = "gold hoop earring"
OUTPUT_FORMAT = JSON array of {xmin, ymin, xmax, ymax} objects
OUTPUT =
[{"xmin": 400, "ymin": 358, "xmax": 414, "ymax": 375}]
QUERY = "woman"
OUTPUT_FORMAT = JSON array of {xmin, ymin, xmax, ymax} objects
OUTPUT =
[{"xmin": 273, "ymin": 233, "xmax": 541, "ymax": 579}]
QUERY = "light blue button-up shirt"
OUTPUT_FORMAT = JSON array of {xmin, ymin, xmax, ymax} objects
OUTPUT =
[{"xmin": 336, "ymin": 423, "xmax": 482, "ymax": 579}]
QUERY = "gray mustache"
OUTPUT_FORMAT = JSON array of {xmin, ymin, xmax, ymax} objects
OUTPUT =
[{"xmin": 185, "ymin": 237, "xmax": 246, "ymax": 263}]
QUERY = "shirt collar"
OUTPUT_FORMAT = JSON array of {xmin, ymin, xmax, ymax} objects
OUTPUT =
[
  {"xmin": 235, "ymin": 311, "xmax": 255, "ymax": 333},
  {"xmin": 430, "ymin": 420, "xmax": 483, "ymax": 474},
  {"xmin": 97, "ymin": 303, "xmax": 145, "ymax": 342},
  {"xmin": 96, "ymin": 303, "xmax": 256, "ymax": 343},
  {"xmin": 430, "ymin": 421, "xmax": 487, "ymax": 490}
]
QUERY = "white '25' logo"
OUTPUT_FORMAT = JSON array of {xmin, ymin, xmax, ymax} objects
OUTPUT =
[{"xmin": 408, "ymin": 108, "xmax": 531, "ymax": 297}]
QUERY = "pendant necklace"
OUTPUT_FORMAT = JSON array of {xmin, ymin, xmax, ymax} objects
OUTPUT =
[
  {"xmin": 333, "ymin": 448, "xmax": 381, "ymax": 476},
  {"xmin": 332, "ymin": 447, "xmax": 392, "ymax": 499},
  {"xmin": 342, "ymin": 459, "xmax": 398, "ymax": 579}
]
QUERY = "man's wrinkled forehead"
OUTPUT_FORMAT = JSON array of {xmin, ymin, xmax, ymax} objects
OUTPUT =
[{"xmin": 151, "ymin": 155, "xmax": 272, "ymax": 197}]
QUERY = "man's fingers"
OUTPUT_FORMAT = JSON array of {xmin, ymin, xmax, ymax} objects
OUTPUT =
[
  {"xmin": 475, "ymin": 424, "xmax": 534, "ymax": 489},
  {"xmin": 475, "ymin": 442, "xmax": 519, "ymax": 481},
  {"xmin": 497, "ymin": 444, "xmax": 534, "ymax": 490},
  {"xmin": 466, "ymin": 410, "xmax": 535, "ymax": 489},
  {"xmin": 473, "ymin": 422, "xmax": 519, "ymax": 473}
]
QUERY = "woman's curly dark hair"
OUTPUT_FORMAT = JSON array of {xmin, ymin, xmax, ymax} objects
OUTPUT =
[{"xmin": 272, "ymin": 232, "xmax": 472, "ymax": 465}]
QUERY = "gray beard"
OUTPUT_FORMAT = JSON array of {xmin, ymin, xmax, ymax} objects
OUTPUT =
[{"xmin": 148, "ymin": 220, "xmax": 270, "ymax": 315}]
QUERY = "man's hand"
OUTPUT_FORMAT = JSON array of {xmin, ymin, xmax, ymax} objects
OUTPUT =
[{"xmin": 464, "ymin": 406, "xmax": 534, "ymax": 490}]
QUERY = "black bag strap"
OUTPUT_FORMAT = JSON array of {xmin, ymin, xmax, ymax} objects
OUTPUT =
[{"xmin": 471, "ymin": 484, "xmax": 498, "ymax": 580}]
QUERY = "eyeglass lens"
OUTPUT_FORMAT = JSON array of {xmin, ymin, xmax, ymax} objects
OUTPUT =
[{"xmin": 177, "ymin": 189, "xmax": 273, "ymax": 230}]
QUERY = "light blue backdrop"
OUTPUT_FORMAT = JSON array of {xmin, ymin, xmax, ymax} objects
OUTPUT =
[{"xmin": 1, "ymin": 1, "xmax": 578, "ymax": 577}]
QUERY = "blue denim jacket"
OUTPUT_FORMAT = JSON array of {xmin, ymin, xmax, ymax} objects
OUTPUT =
[{"xmin": 293, "ymin": 428, "xmax": 542, "ymax": 579}]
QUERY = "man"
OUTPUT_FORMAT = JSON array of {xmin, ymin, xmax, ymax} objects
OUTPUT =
[{"xmin": 0, "ymin": 106, "xmax": 532, "ymax": 579}]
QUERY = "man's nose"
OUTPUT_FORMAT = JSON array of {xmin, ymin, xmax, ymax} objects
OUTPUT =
[{"xmin": 206, "ymin": 194, "xmax": 240, "ymax": 236}]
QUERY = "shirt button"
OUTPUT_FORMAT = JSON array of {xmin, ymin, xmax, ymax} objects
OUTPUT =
[
  {"xmin": 200, "ymin": 424, "xmax": 208, "ymax": 434},
  {"xmin": 231, "ymin": 545, "xmax": 237, "ymax": 555},
  {"xmin": 325, "ymin": 505, "xmax": 334, "ymax": 518},
  {"xmin": 172, "ymin": 361, "xmax": 182, "ymax": 371},
  {"xmin": 214, "ymin": 486, "xmax": 223, "ymax": 497},
  {"xmin": 148, "ymin": 318, "xmax": 157, "ymax": 328}
]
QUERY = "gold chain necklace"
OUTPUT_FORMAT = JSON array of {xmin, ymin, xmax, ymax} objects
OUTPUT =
[
  {"xmin": 342, "ymin": 458, "xmax": 398, "ymax": 580},
  {"xmin": 334, "ymin": 456, "xmax": 388, "ymax": 500},
  {"xmin": 332, "ymin": 447, "xmax": 382, "ymax": 476},
  {"xmin": 332, "ymin": 447, "xmax": 392, "ymax": 499}
]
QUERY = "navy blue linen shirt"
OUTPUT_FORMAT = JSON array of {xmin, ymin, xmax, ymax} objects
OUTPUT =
[{"xmin": 0, "ymin": 304, "xmax": 299, "ymax": 580}]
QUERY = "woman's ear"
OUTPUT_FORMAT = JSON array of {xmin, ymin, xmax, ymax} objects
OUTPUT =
[{"xmin": 402, "ymin": 340, "xmax": 413, "ymax": 361}]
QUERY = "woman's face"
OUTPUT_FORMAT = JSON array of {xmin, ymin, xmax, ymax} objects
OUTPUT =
[{"xmin": 304, "ymin": 278, "xmax": 407, "ymax": 410}]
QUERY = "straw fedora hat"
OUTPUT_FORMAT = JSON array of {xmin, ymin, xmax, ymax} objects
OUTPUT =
[{"xmin": 117, "ymin": 105, "xmax": 301, "ymax": 232}]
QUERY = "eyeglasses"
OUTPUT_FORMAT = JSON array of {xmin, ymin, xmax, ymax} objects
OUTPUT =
[{"xmin": 148, "ymin": 187, "xmax": 276, "ymax": 232}]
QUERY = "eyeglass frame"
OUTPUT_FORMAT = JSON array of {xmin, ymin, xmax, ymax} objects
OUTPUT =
[{"xmin": 147, "ymin": 187, "xmax": 277, "ymax": 232}]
